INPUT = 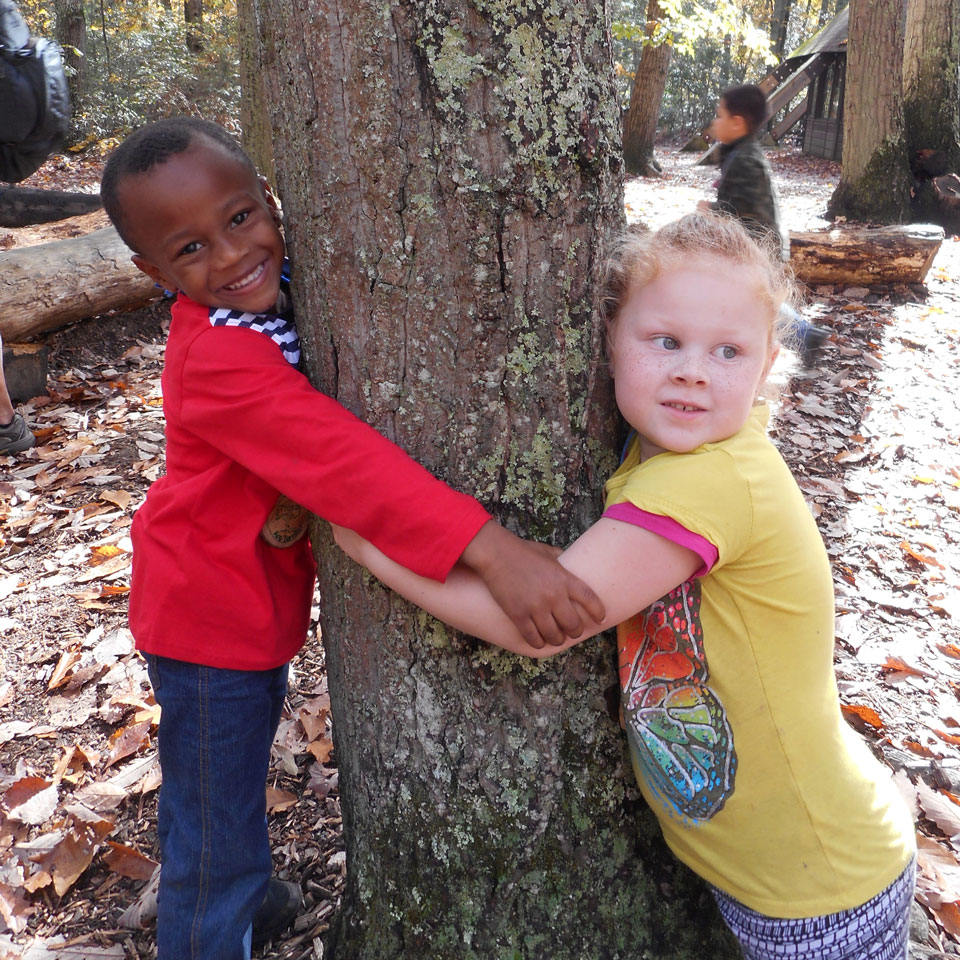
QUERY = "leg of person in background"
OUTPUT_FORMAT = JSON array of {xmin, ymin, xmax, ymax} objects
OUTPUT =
[
  {"xmin": 0, "ymin": 331, "xmax": 35, "ymax": 454},
  {"xmin": 780, "ymin": 304, "xmax": 830, "ymax": 369}
]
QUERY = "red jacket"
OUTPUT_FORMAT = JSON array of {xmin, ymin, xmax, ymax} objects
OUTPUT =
[{"xmin": 129, "ymin": 294, "xmax": 490, "ymax": 669}]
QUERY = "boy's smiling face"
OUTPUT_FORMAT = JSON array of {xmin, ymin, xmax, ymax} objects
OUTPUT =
[{"xmin": 119, "ymin": 137, "xmax": 286, "ymax": 314}]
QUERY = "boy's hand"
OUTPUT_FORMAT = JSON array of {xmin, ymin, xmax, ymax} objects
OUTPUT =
[{"xmin": 460, "ymin": 521, "xmax": 605, "ymax": 648}]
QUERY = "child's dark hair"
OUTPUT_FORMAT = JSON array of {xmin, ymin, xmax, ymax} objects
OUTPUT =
[
  {"xmin": 720, "ymin": 84, "xmax": 768, "ymax": 134},
  {"xmin": 101, "ymin": 117, "xmax": 256, "ymax": 250}
]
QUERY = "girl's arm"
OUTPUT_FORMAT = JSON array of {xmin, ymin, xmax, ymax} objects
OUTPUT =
[{"xmin": 332, "ymin": 518, "xmax": 701, "ymax": 658}]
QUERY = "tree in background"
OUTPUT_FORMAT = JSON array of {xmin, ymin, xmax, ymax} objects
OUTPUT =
[
  {"xmin": 902, "ymin": 0, "xmax": 960, "ymax": 176},
  {"xmin": 184, "ymin": 0, "xmax": 202, "ymax": 52},
  {"xmin": 768, "ymin": 0, "xmax": 792, "ymax": 59},
  {"xmin": 828, "ymin": 0, "xmax": 910, "ymax": 222},
  {"xmin": 622, "ymin": 0, "xmax": 673, "ymax": 175},
  {"xmin": 19, "ymin": 0, "xmax": 237, "ymax": 139},
  {"xmin": 54, "ymin": 0, "xmax": 86, "ymax": 130},
  {"xmin": 246, "ymin": 0, "xmax": 740, "ymax": 956}
]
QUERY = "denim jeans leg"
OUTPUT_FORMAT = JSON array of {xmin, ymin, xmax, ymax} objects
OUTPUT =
[{"xmin": 146, "ymin": 654, "xmax": 289, "ymax": 960}]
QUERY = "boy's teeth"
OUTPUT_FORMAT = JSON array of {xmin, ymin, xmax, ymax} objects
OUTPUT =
[{"xmin": 225, "ymin": 263, "xmax": 263, "ymax": 290}]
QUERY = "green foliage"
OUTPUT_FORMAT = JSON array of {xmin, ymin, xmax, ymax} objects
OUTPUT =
[
  {"xmin": 612, "ymin": 0, "xmax": 849, "ymax": 135},
  {"xmin": 20, "ymin": 0, "xmax": 240, "ymax": 144}
]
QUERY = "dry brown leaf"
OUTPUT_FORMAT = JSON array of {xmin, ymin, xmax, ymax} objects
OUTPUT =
[
  {"xmin": 840, "ymin": 702, "xmax": 884, "ymax": 729},
  {"xmin": 3, "ymin": 777, "xmax": 59, "ymax": 825},
  {"xmin": 307, "ymin": 738, "xmax": 334, "ymax": 763},
  {"xmin": 47, "ymin": 650, "xmax": 82, "ymax": 691},
  {"xmin": 101, "ymin": 841, "xmax": 159, "ymax": 881},
  {"xmin": 103, "ymin": 721, "xmax": 151, "ymax": 770},
  {"xmin": 900, "ymin": 540, "xmax": 943, "ymax": 568},
  {"xmin": 34, "ymin": 816, "xmax": 115, "ymax": 896},
  {"xmin": 0, "ymin": 879, "xmax": 35, "ymax": 933},
  {"xmin": 75, "ymin": 552, "xmax": 131, "ymax": 583},
  {"xmin": 298, "ymin": 697, "xmax": 330, "ymax": 742},
  {"xmin": 266, "ymin": 787, "xmax": 298, "ymax": 814},
  {"xmin": 880, "ymin": 656, "xmax": 932, "ymax": 678},
  {"xmin": 99, "ymin": 490, "xmax": 132, "ymax": 510},
  {"xmin": 917, "ymin": 778, "xmax": 960, "ymax": 838},
  {"xmin": 88, "ymin": 544, "xmax": 125, "ymax": 565},
  {"xmin": 72, "ymin": 781, "xmax": 128, "ymax": 813},
  {"xmin": 904, "ymin": 740, "xmax": 936, "ymax": 758}
]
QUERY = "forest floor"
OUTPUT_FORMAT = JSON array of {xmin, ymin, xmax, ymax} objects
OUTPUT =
[{"xmin": 1, "ymin": 141, "xmax": 960, "ymax": 959}]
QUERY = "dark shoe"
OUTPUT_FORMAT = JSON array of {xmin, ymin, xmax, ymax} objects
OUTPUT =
[
  {"xmin": 251, "ymin": 878, "xmax": 303, "ymax": 945},
  {"xmin": 800, "ymin": 324, "xmax": 830, "ymax": 368},
  {"xmin": 0, "ymin": 412, "xmax": 35, "ymax": 453}
]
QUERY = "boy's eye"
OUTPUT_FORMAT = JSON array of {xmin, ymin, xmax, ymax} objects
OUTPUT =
[
  {"xmin": 232, "ymin": 210, "xmax": 250, "ymax": 226},
  {"xmin": 715, "ymin": 345, "xmax": 738, "ymax": 360},
  {"xmin": 179, "ymin": 241, "xmax": 201, "ymax": 256}
]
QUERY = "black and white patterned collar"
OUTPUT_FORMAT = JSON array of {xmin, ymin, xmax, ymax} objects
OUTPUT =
[{"xmin": 207, "ymin": 259, "xmax": 300, "ymax": 367}]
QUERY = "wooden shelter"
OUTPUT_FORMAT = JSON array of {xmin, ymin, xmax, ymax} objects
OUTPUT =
[{"xmin": 783, "ymin": 7, "xmax": 848, "ymax": 160}]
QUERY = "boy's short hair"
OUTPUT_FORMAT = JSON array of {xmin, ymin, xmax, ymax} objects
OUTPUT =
[
  {"xmin": 720, "ymin": 84, "xmax": 768, "ymax": 134},
  {"xmin": 101, "ymin": 117, "xmax": 256, "ymax": 250}
]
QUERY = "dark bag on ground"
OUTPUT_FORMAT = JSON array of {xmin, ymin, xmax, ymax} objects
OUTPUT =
[{"xmin": 0, "ymin": 0, "xmax": 70, "ymax": 182}]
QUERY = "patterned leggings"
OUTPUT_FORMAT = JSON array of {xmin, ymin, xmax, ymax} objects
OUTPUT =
[{"xmin": 711, "ymin": 859, "xmax": 915, "ymax": 960}]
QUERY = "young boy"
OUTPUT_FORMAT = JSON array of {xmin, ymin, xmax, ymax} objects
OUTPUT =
[
  {"xmin": 699, "ymin": 84, "xmax": 828, "ymax": 366},
  {"xmin": 100, "ymin": 117, "xmax": 603, "ymax": 960}
]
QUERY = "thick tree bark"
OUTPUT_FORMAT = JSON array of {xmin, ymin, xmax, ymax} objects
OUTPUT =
[
  {"xmin": 903, "ymin": 0, "xmax": 960, "ymax": 177},
  {"xmin": 828, "ymin": 0, "xmax": 910, "ymax": 222},
  {"xmin": 0, "ymin": 226, "xmax": 157, "ymax": 340},
  {"xmin": 0, "ymin": 186, "xmax": 101, "ymax": 228},
  {"xmin": 622, "ymin": 0, "xmax": 672, "ymax": 177},
  {"xmin": 54, "ymin": 0, "xmax": 86, "ymax": 119},
  {"xmin": 789, "ymin": 224, "xmax": 944, "ymax": 284},
  {"xmin": 251, "ymin": 1, "xmax": 738, "ymax": 957}
]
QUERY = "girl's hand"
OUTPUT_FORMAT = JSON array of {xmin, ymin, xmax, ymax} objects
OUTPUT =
[{"xmin": 459, "ymin": 522, "xmax": 605, "ymax": 648}]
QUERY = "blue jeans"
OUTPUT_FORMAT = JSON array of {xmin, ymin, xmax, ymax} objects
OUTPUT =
[{"xmin": 146, "ymin": 654, "xmax": 289, "ymax": 960}]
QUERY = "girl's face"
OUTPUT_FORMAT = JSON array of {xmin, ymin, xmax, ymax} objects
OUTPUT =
[{"xmin": 609, "ymin": 258, "xmax": 778, "ymax": 462}]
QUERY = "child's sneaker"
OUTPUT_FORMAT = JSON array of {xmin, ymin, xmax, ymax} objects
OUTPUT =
[
  {"xmin": 799, "ymin": 324, "xmax": 830, "ymax": 368},
  {"xmin": 0, "ymin": 412, "xmax": 35, "ymax": 453},
  {"xmin": 251, "ymin": 877, "xmax": 304, "ymax": 945}
]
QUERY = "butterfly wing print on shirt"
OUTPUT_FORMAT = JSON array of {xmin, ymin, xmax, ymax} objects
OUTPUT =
[{"xmin": 618, "ymin": 580, "xmax": 737, "ymax": 822}]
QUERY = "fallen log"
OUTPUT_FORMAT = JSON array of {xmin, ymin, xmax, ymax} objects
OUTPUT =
[
  {"xmin": 789, "ymin": 224, "xmax": 944, "ymax": 285},
  {"xmin": 0, "ymin": 225, "xmax": 159, "ymax": 341},
  {"xmin": 0, "ymin": 185, "xmax": 102, "ymax": 228}
]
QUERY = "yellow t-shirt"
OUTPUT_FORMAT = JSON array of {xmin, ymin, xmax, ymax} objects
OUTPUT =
[{"xmin": 604, "ymin": 406, "xmax": 914, "ymax": 918}]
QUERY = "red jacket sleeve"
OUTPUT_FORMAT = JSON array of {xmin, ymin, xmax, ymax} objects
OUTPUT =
[{"xmin": 175, "ymin": 326, "xmax": 490, "ymax": 581}]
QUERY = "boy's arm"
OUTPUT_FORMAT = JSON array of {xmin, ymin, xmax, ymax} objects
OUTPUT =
[
  {"xmin": 178, "ymin": 325, "xmax": 603, "ymax": 646},
  {"xmin": 333, "ymin": 518, "xmax": 700, "ymax": 657}
]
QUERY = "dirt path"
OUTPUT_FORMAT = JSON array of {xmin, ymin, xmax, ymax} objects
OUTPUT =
[{"xmin": 2, "ymin": 145, "xmax": 959, "ymax": 958}]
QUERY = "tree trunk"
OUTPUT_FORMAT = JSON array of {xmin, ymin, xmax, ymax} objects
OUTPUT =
[
  {"xmin": 0, "ymin": 186, "xmax": 101, "ymax": 227},
  {"xmin": 622, "ymin": 0, "xmax": 672, "ymax": 176},
  {"xmin": 789, "ymin": 223, "xmax": 944, "ymax": 284},
  {"xmin": 769, "ymin": 0, "xmax": 793, "ymax": 60},
  {"xmin": 827, "ymin": 0, "xmax": 910, "ymax": 222},
  {"xmin": 184, "ymin": 0, "xmax": 203, "ymax": 52},
  {"xmin": 54, "ymin": 0, "xmax": 86, "ymax": 120},
  {"xmin": 0, "ymin": 226, "xmax": 157, "ymax": 340},
  {"xmin": 250, "ymin": 1, "xmax": 739, "ymax": 957},
  {"xmin": 902, "ymin": 0, "xmax": 960, "ymax": 177},
  {"xmin": 237, "ymin": 0, "xmax": 275, "ymax": 184}
]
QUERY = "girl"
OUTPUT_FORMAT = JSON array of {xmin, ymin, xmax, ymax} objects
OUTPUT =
[{"xmin": 333, "ymin": 213, "xmax": 916, "ymax": 960}]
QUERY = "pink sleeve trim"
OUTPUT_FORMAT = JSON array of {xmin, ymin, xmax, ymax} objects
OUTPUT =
[{"xmin": 602, "ymin": 503, "xmax": 718, "ymax": 578}]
